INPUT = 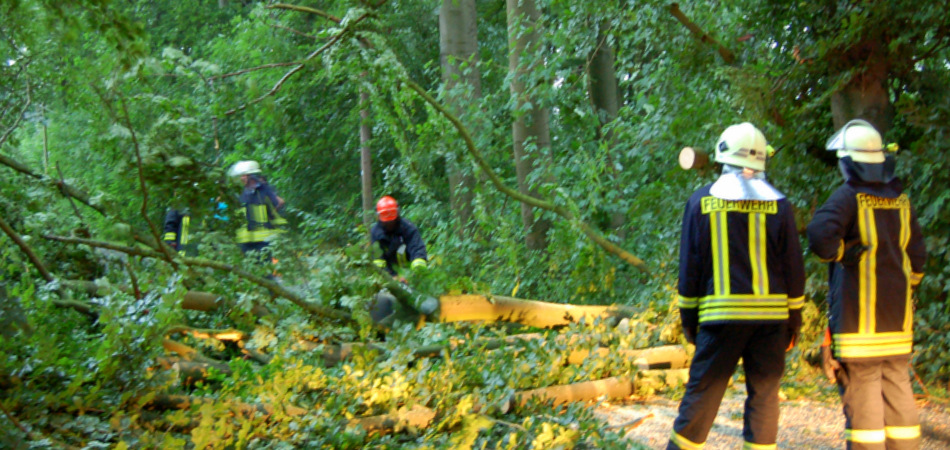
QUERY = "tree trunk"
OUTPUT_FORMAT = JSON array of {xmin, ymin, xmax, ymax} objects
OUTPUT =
[
  {"xmin": 439, "ymin": 0, "xmax": 480, "ymax": 237},
  {"xmin": 435, "ymin": 293, "xmax": 638, "ymax": 328},
  {"xmin": 830, "ymin": 39, "xmax": 894, "ymax": 133},
  {"xmin": 506, "ymin": 0, "xmax": 551, "ymax": 250},
  {"xmin": 360, "ymin": 86, "xmax": 375, "ymax": 234},
  {"xmin": 588, "ymin": 22, "xmax": 626, "ymax": 236}
]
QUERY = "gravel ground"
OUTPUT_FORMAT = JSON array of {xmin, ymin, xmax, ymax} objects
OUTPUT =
[{"xmin": 594, "ymin": 388, "xmax": 950, "ymax": 449}]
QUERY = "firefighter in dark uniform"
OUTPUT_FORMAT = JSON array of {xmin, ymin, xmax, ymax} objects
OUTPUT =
[
  {"xmin": 669, "ymin": 123, "xmax": 806, "ymax": 450},
  {"xmin": 227, "ymin": 160, "xmax": 287, "ymax": 256},
  {"xmin": 162, "ymin": 207, "xmax": 193, "ymax": 257},
  {"xmin": 806, "ymin": 119, "xmax": 926, "ymax": 450},
  {"xmin": 368, "ymin": 195, "xmax": 428, "ymax": 322}
]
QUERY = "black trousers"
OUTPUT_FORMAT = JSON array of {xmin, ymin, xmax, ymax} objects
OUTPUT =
[
  {"xmin": 837, "ymin": 355, "xmax": 920, "ymax": 450},
  {"xmin": 668, "ymin": 323, "xmax": 787, "ymax": 450}
]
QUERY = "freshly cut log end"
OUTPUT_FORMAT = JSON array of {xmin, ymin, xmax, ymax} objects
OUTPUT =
[{"xmin": 678, "ymin": 147, "xmax": 709, "ymax": 170}]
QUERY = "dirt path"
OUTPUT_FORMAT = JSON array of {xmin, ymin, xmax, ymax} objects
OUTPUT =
[{"xmin": 594, "ymin": 389, "xmax": 950, "ymax": 449}]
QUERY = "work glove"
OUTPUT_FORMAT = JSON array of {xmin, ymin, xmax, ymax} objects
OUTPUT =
[
  {"xmin": 679, "ymin": 308, "xmax": 698, "ymax": 345},
  {"xmin": 786, "ymin": 309, "xmax": 802, "ymax": 351},
  {"xmin": 820, "ymin": 327, "xmax": 841, "ymax": 383},
  {"xmin": 840, "ymin": 240, "xmax": 868, "ymax": 266}
]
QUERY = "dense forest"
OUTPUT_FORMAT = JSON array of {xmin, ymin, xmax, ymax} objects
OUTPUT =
[{"xmin": 2, "ymin": 0, "xmax": 949, "ymax": 448}]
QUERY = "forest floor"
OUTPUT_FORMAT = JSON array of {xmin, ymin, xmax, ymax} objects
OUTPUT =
[{"xmin": 594, "ymin": 384, "xmax": 950, "ymax": 449}]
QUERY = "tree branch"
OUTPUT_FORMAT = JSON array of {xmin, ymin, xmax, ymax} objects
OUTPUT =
[
  {"xmin": 669, "ymin": 3, "xmax": 736, "ymax": 65},
  {"xmin": 117, "ymin": 96, "xmax": 177, "ymax": 267},
  {"xmin": 268, "ymin": 3, "xmax": 342, "ymax": 23},
  {"xmin": 209, "ymin": 61, "xmax": 303, "ymax": 81},
  {"xmin": 42, "ymin": 234, "xmax": 351, "ymax": 321},
  {"xmin": 0, "ymin": 214, "xmax": 54, "ymax": 282},
  {"xmin": 223, "ymin": 9, "xmax": 373, "ymax": 116},
  {"xmin": 402, "ymin": 79, "xmax": 648, "ymax": 273},
  {"xmin": 0, "ymin": 79, "xmax": 30, "ymax": 149}
]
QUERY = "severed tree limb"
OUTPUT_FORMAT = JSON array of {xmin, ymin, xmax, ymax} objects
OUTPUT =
[
  {"xmin": 117, "ymin": 95, "xmax": 178, "ymax": 268},
  {"xmin": 436, "ymin": 294, "xmax": 640, "ymax": 328},
  {"xmin": 0, "ymin": 215, "xmax": 98, "ymax": 320},
  {"xmin": 165, "ymin": 325, "xmax": 247, "ymax": 342},
  {"xmin": 42, "ymin": 234, "xmax": 350, "ymax": 321},
  {"xmin": 346, "ymin": 404, "xmax": 436, "ymax": 435},
  {"xmin": 402, "ymin": 79, "xmax": 648, "ymax": 273},
  {"xmin": 0, "ymin": 214, "xmax": 55, "ymax": 282},
  {"xmin": 0, "ymin": 151, "xmax": 156, "ymax": 247},
  {"xmin": 669, "ymin": 3, "xmax": 736, "ymax": 65},
  {"xmin": 145, "ymin": 394, "xmax": 307, "ymax": 417}
]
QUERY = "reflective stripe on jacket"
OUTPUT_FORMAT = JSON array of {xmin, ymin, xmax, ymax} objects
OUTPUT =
[
  {"xmin": 235, "ymin": 183, "xmax": 286, "ymax": 244},
  {"xmin": 806, "ymin": 179, "xmax": 926, "ymax": 361},
  {"xmin": 678, "ymin": 184, "xmax": 806, "ymax": 325}
]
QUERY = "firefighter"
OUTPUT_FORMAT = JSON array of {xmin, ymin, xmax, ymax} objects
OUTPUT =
[
  {"xmin": 370, "ymin": 196, "xmax": 428, "ymax": 277},
  {"xmin": 669, "ymin": 122, "xmax": 806, "ymax": 450},
  {"xmin": 162, "ymin": 207, "xmax": 192, "ymax": 257},
  {"xmin": 227, "ymin": 160, "xmax": 287, "ymax": 256},
  {"xmin": 368, "ymin": 195, "xmax": 428, "ymax": 323},
  {"xmin": 806, "ymin": 119, "xmax": 926, "ymax": 450}
]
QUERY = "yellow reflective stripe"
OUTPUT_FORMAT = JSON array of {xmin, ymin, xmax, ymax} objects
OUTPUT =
[
  {"xmin": 857, "ymin": 198, "xmax": 878, "ymax": 334},
  {"xmin": 710, "ymin": 211, "xmax": 730, "ymax": 296},
  {"xmin": 819, "ymin": 240, "xmax": 844, "ymax": 263},
  {"xmin": 899, "ymin": 206, "xmax": 914, "ymax": 331},
  {"xmin": 787, "ymin": 296, "xmax": 804, "ymax": 310},
  {"xmin": 743, "ymin": 441, "xmax": 776, "ymax": 450},
  {"xmin": 749, "ymin": 213, "xmax": 768, "ymax": 296},
  {"xmin": 670, "ymin": 431, "xmax": 705, "ymax": 450},
  {"xmin": 834, "ymin": 332, "xmax": 913, "ymax": 358},
  {"xmin": 846, "ymin": 428, "xmax": 886, "ymax": 443},
  {"xmin": 885, "ymin": 425, "xmax": 920, "ymax": 439},
  {"xmin": 909, "ymin": 272, "xmax": 923, "ymax": 286},
  {"xmin": 410, "ymin": 258, "xmax": 427, "ymax": 269},
  {"xmin": 678, "ymin": 296, "xmax": 699, "ymax": 309},
  {"xmin": 373, "ymin": 259, "xmax": 386, "ymax": 268},
  {"xmin": 180, "ymin": 216, "xmax": 190, "ymax": 246},
  {"xmin": 698, "ymin": 295, "xmax": 790, "ymax": 323},
  {"xmin": 163, "ymin": 232, "xmax": 177, "ymax": 241},
  {"xmin": 251, "ymin": 204, "xmax": 268, "ymax": 223}
]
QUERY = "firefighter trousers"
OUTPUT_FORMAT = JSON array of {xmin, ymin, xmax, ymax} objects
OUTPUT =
[
  {"xmin": 836, "ymin": 355, "xmax": 920, "ymax": 449},
  {"xmin": 668, "ymin": 323, "xmax": 787, "ymax": 450}
]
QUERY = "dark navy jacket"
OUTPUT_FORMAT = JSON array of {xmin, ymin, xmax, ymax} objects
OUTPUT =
[
  {"xmin": 678, "ymin": 184, "xmax": 806, "ymax": 327},
  {"xmin": 806, "ymin": 178, "xmax": 926, "ymax": 361},
  {"xmin": 370, "ymin": 217, "xmax": 427, "ymax": 276}
]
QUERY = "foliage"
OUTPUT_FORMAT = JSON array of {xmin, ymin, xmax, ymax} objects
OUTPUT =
[{"xmin": 2, "ymin": 0, "xmax": 950, "ymax": 446}]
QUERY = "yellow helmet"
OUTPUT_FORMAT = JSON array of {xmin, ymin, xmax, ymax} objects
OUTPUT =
[
  {"xmin": 714, "ymin": 122, "xmax": 770, "ymax": 172},
  {"xmin": 826, "ymin": 119, "xmax": 885, "ymax": 164},
  {"xmin": 227, "ymin": 160, "xmax": 261, "ymax": 178}
]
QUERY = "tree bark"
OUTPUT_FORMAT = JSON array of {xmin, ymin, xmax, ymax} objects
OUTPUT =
[
  {"xmin": 588, "ymin": 22, "xmax": 626, "ymax": 235},
  {"xmin": 507, "ymin": 0, "xmax": 551, "ymax": 250},
  {"xmin": 360, "ymin": 85, "xmax": 375, "ymax": 234},
  {"xmin": 829, "ymin": 39, "xmax": 894, "ymax": 133},
  {"xmin": 435, "ymin": 294, "xmax": 638, "ymax": 328},
  {"xmin": 439, "ymin": 0, "xmax": 480, "ymax": 236}
]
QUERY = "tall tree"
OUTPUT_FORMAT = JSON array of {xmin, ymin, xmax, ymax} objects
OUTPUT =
[
  {"xmin": 587, "ymin": 22, "xmax": 626, "ymax": 235},
  {"xmin": 506, "ymin": 0, "xmax": 552, "ymax": 250},
  {"xmin": 439, "ymin": 0, "xmax": 480, "ymax": 236}
]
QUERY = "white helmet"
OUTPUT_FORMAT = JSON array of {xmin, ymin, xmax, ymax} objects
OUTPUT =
[
  {"xmin": 227, "ymin": 160, "xmax": 261, "ymax": 178},
  {"xmin": 826, "ymin": 119, "xmax": 885, "ymax": 164},
  {"xmin": 714, "ymin": 122, "xmax": 772, "ymax": 172}
]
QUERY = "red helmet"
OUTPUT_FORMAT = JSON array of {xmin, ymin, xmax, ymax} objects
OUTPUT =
[{"xmin": 376, "ymin": 196, "xmax": 398, "ymax": 222}]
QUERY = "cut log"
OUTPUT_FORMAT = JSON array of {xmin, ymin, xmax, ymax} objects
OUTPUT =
[
  {"xmin": 509, "ymin": 368, "xmax": 691, "ymax": 409},
  {"xmin": 346, "ymin": 404, "xmax": 436, "ymax": 434},
  {"xmin": 436, "ymin": 294, "xmax": 638, "ymax": 328},
  {"xmin": 565, "ymin": 345, "xmax": 690, "ymax": 370},
  {"xmin": 145, "ymin": 394, "xmax": 307, "ymax": 417},
  {"xmin": 678, "ymin": 147, "xmax": 709, "ymax": 170}
]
